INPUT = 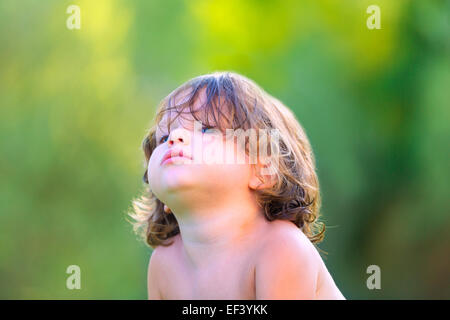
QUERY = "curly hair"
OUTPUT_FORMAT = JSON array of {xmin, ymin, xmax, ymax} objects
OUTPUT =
[{"xmin": 128, "ymin": 71, "xmax": 326, "ymax": 249}]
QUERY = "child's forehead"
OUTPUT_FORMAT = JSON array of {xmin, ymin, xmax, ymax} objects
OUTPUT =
[
  {"xmin": 157, "ymin": 110, "xmax": 198, "ymax": 130},
  {"xmin": 157, "ymin": 87, "xmax": 227, "ymax": 130},
  {"xmin": 157, "ymin": 102, "xmax": 210, "ymax": 128}
]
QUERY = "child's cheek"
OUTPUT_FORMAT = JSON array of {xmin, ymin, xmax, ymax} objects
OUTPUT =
[
  {"xmin": 202, "ymin": 134, "xmax": 215, "ymax": 145},
  {"xmin": 148, "ymin": 148, "xmax": 163, "ymax": 172},
  {"xmin": 200, "ymin": 135, "xmax": 225, "ymax": 164}
]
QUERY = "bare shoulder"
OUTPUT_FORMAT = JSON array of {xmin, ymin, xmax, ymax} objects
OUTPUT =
[
  {"xmin": 257, "ymin": 220, "xmax": 346, "ymax": 300},
  {"xmin": 254, "ymin": 219, "xmax": 322, "ymax": 299},
  {"xmin": 147, "ymin": 235, "xmax": 179, "ymax": 299},
  {"xmin": 257, "ymin": 219, "xmax": 320, "ymax": 259}
]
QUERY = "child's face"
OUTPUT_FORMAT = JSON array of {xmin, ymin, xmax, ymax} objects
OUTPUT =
[{"xmin": 147, "ymin": 91, "xmax": 253, "ymax": 205}]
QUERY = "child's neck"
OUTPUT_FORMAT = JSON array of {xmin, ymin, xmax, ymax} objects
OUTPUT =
[{"xmin": 171, "ymin": 194, "xmax": 269, "ymax": 269}]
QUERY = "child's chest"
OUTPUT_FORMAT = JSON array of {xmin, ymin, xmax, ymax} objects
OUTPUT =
[{"xmin": 161, "ymin": 253, "xmax": 256, "ymax": 299}]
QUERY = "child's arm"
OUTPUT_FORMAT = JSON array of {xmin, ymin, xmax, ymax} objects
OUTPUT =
[
  {"xmin": 255, "ymin": 232, "xmax": 319, "ymax": 300},
  {"xmin": 147, "ymin": 247, "xmax": 164, "ymax": 300}
]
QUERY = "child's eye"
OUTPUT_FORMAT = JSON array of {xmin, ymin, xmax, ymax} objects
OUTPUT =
[
  {"xmin": 159, "ymin": 126, "xmax": 214, "ymax": 144},
  {"xmin": 201, "ymin": 125, "xmax": 215, "ymax": 133},
  {"xmin": 159, "ymin": 135, "xmax": 168, "ymax": 144}
]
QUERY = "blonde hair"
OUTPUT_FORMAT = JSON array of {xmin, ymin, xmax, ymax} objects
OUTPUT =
[{"xmin": 128, "ymin": 71, "xmax": 325, "ymax": 248}]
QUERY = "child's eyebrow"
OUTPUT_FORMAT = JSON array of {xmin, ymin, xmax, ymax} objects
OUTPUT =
[
  {"xmin": 155, "ymin": 105, "xmax": 220, "ymax": 141},
  {"xmin": 155, "ymin": 125, "xmax": 169, "ymax": 141},
  {"xmin": 155, "ymin": 117, "xmax": 188, "ymax": 141},
  {"xmin": 155, "ymin": 121, "xmax": 167, "ymax": 141}
]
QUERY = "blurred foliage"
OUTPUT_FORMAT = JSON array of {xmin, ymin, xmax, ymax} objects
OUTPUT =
[{"xmin": 0, "ymin": 0, "xmax": 449, "ymax": 299}]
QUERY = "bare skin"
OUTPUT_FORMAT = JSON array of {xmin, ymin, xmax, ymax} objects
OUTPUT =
[
  {"xmin": 146, "ymin": 88, "xmax": 345, "ymax": 300},
  {"xmin": 149, "ymin": 220, "xmax": 345, "ymax": 299}
]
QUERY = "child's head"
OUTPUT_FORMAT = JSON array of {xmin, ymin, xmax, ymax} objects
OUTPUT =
[{"xmin": 129, "ymin": 71, "xmax": 325, "ymax": 248}]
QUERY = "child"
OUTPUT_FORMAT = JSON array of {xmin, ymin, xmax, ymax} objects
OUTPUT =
[{"xmin": 129, "ymin": 72, "xmax": 345, "ymax": 300}]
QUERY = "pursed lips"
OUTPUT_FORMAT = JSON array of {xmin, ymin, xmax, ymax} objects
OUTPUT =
[{"xmin": 161, "ymin": 148, "xmax": 192, "ymax": 165}]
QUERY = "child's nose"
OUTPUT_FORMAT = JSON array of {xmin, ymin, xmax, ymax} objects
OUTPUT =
[{"xmin": 168, "ymin": 127, "xmax": 191, "ymax": 146}]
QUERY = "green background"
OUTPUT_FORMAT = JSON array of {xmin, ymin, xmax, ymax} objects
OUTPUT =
[{"xmin": 0, "ymin": 0, "xmax": 449, "ymax": 299}]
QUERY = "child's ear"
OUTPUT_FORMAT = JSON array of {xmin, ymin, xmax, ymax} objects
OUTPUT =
[
  {"xmin": 163, "ymin": 204, "xmax": 172, "ymax": 214},
  {"xmin": 248, "ymin": 159, "xmax": 277, "ymax": 190},
  {"xmin": 142, "ymin": 169, "xmax": 149, "ymax": 184}
]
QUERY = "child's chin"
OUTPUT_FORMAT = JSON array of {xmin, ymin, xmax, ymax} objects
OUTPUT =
[{"xmin": 161, "ymin": 170, "xmax": 196, "ymax": 189}]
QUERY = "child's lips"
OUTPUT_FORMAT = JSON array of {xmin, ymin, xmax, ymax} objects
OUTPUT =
[
  {"xmin": 161, "ymin": 156, "xmax": 193, "ymax": 166},
  {"xmin": 161, "ymin": 148, "xmax": 193, "ymax": 165}
]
